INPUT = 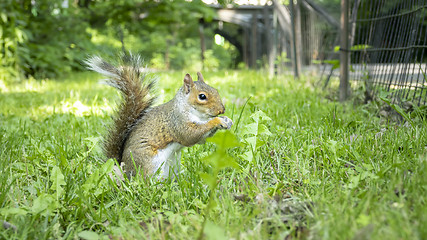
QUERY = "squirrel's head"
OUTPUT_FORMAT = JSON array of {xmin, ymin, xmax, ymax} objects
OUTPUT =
[{"xmin": 182, "ymin": 72, "xmax": 225, "ymax": 118}]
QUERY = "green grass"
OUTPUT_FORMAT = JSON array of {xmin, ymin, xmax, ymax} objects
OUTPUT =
[{"xmin": 0, "ymin": 70, "xmax": 426, "ymax": 239}]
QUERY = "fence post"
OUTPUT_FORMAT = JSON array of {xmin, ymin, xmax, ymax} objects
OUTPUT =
[
  {"xmin": 340, "ymin": 0, "xmax": 349, "ymax": 101},
  {"xmin": 290, "ymin": 0, "xmax": 300, "ymax": 78}
]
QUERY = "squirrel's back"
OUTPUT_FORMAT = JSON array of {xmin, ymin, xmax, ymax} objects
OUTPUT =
[{"xmin": 85, "ymin": 54, "xmax": 156, "ymax": 163}]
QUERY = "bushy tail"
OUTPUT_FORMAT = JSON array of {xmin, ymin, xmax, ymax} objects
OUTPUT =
[{"xmin": 85, "ymin": 54, "xmax": 156, "ymax": 163}]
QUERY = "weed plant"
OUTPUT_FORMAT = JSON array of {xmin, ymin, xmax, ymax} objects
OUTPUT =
[{"xmin": 0, "ymin": 70, "xmax": 426, "ymax": 239}]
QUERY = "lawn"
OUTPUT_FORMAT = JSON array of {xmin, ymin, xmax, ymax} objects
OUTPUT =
[{"xmin": 0, "ymin": 70, "xmax": 426, "ymax": 239}]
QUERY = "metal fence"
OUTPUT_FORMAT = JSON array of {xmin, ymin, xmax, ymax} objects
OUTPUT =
[{"xmin": 345, "ymin": 0, "xmax": 427, "ymax": 105}]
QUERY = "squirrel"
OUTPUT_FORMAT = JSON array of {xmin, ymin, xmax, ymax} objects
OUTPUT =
[{"xmin": 85, "ymin": 54, "xmax": 233, "ymax": 179}]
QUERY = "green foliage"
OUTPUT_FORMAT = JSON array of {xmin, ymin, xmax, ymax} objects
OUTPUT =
[
  {"xmin": 50, "ymin": 166, "xmax": 66, "ymax": 201},
  {"xmin": 204, "ymin": 131, "xmax": 241, "ymax": 174},
  {"xmin": 1, "ymin": 0, "xmax": 93, "ymax": 80},
  {"xmin": 78, "ymin": 230, "xmax": 101, "ymax": 240},
  {"xmin": 1, "ymin": 0, "xmax": 238, "ymax": 80},
  {"xmin": 0, "ymin": 71, "xmax": 426, "ymax": 239},
  {"xmin": 199, "ymin": 131, "xmax": 240, "ymax": 239},
  {"xmin": 0, "ymin": 0, "xmax": 30, "ymax": 81},
  {"xmin": 241, "ymin": 110, "xmax": 272, "ymax": 164}
]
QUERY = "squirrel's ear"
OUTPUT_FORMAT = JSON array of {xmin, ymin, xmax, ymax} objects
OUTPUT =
[
  {"xmin": 197, "ymin": 72, "xmax": 205, "ymax": 83},
  {"xmin": 183, "ymin": 74, "xmax": 194, "ymax": 94}
]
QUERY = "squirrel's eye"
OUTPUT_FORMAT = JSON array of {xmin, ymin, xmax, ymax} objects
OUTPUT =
[{"xmin": 198, "ymin": 94, "xmax": 207, "ymax": 100}]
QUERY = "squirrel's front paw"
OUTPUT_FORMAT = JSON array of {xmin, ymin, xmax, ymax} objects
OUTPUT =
[{"xmin": 219, "ymin": 116, "xmax": 233, "ymax": 129}]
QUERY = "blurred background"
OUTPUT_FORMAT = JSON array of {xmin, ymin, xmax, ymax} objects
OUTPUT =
[
  {"xmin": 1, "ymin": 0, "xmax": 426, "ymax": 104},
  {"xmin": 0, "ymin": 0, "xmax": 342, "ymax": 78}
]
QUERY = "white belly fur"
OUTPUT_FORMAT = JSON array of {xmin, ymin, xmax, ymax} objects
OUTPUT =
[{"xmin": 152, "ymin": 142, "xmax": 183, "ymax": 179}]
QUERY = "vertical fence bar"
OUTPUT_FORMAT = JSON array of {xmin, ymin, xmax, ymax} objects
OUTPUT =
[{"xmin": 339, "ymin": 0, "xmax": 349, "ymax": 101}]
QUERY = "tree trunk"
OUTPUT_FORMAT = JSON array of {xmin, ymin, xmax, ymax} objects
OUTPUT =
[
  {"xmin": 340, "ymin": 0, "xmax": 350, "ymax": 101},
  {"xmin": 199, "ymin": 19, "xmax": 206, "ymax": 70}
]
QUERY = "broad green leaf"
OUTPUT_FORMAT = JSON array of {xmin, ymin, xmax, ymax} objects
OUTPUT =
[
  {"xmin": 78, "ymin": 230, "xmax": 100, "ymax": 240},
  {"xmin": 200, "ymin": 173, "xmax": 216, "ymax": 190},
  {"xmin": 50, "ymin": 166, "xmax": 66, "ymax": 198},
  {"xmin": 327, "ymin": 140, "xmax": 338, "ymax": 155},
  {"xmin": 346, "ymin": 175, "xmax": 360, "ymax": 189},
  {"xmin": 208, "ymin": 199, "xmax": 217, "ymax": 209},
  {"xmin": 255, "ymin": 138, "xmax": 266, "ymax": 149},
  {"xmin": 0, "ymin": 207, "xmax": 27, "ymax": 216},
  {"xmin": 100, "ymin": 158, "xmax": 115, "ymax": 175},
  {"xmin": 216, "ymin": 155, "xmax": 239, "ymax": 170},
  {"xmin": 241, "ymin": 123, "xmax": 258, "ymax": 136},
  {"xmin": 250, "ymin": 110, "xmax": 272, "ymax": 122},
  {"xmin": 82, "ymin": 171, "xmax": 100, "ymax": 194},
  {"xmin": 84, "ymin": 136, "xmax": 102, "ymax": 155},
  {"xmin": 208, "ymin": 130, "xmax": 241, "ymax": 148},
  {"xmin": 203, "ymin": 152, "xmax": 221, "ymax": 166},
  {"xmin": 204, "ymin": 220, "xmax": 227, "ymax": 240},
  {"xmin": 244, "ymin": 136, "xmax": 257, "ymax": 150},
  {"xmin": 258, "ymin": 124, "xmax": 272, "ymax": 136},
  {"xmin": 32, "ymin": 194, "xmax": 57, "ymax": 214},
  {"xmin": 242, "ymin": 150, "xmax": 253, "ymax": 162}
]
